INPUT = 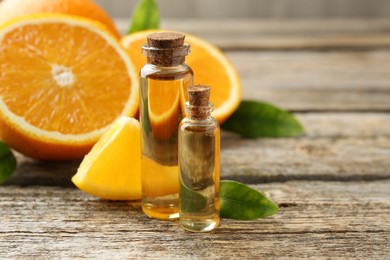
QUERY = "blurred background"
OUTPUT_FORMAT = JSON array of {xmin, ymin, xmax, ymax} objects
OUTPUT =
[
  {"xmin": 2, "ymin": 0, "xmax": 390, "ymax": 18},
  {"xmin": 95, "ymin": 0, "xmax": 390, "ymax": 18}
]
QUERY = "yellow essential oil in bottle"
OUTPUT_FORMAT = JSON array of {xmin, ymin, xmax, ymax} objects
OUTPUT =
[
  {"xmin": 179, "ymin": 85, "xmax": 220, "ymax": 232},
  {"xmin": 140, "ymin": 32, "xmax": 193, "ymax": 220}
]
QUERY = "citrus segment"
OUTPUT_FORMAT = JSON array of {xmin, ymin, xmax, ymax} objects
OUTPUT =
[
  {"xmin": 0, "ymin": 14, "xmax": 139, "ymax": 160},
  {"xmin": 0, "ymin": 0, "xmax": 120, "ymax": 38},
  {"xmin": 121, "ymin": 30, "xmax": 242, "ymax": 124},
  {"xmin": 72, "ymin": 117, "xmax": 141, "ymax": 201},
  {"xmin": 148, "ymin": 78, "xmax": 181, "ymax": 140}
]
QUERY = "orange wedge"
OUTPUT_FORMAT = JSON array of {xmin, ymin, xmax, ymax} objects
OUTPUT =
[
  {"xmin": 0, "ymin": 14, "xmax": 139, "ymax": 160},
  {"xmin": 121, "ymin": 30, "xmax": 242, "ymax": 124},
  {"xmin": 72, "ymin": 117, "xmax": 141, "ymax": 201}
]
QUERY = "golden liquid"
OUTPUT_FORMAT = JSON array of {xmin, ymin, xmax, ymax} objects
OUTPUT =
[
  {"xmin": 140, "ymin": 65, "xmax": 193, "ymax": 220},
  {"xmin": 179, "ymin": 120, "xmax": 220, "ymax": 232},
  {"xmin": 141, "ymin": 155, "xmax": 179, "ymax": 220}
]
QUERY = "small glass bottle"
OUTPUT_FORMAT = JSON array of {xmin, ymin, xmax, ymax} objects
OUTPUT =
[
  {"xmin": 179, "ymin": 85, "xmax": 220, "ymax": 232},
  {"xmin": 140, "ymin": 32, "xmax": 193, "ymax": 220}
]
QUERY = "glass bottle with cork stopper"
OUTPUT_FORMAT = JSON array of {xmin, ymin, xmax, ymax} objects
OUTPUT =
[
  {"xmin": 179, "ymin": 85, "xmax": 220, "ymax": 232},
  {"xmin": 140, "ymin": 32, "xmax": 193, "ymax": 220}
]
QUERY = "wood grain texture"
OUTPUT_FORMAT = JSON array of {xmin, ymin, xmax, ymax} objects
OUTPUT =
[
  {"xmin": 117, "ymin": 18, "xmax": 390, "ymax": 49},
  {"xmin": 98, "ymin": 1, "xmax": 390, "ymax": 19},
  {"xmin": 296, "ymin": 113, "xmax": 390, "ymax": 138},
  {"xmin": 1, "ymin": 181, "xmax": 389, "ymax": 258},
  {"xmin": 219, "ymin": 113, "xmax": 390, "ymax": 183},
  {"xmin": 228, "ymin": 50, "xmax": 390, "ymax": 111},
  {"xmin": 222, "ymin": 135, "xmax": 390, "ymax": 183}
]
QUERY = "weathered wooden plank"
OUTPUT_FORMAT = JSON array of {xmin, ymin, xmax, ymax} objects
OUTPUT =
[
  {"xmin": 297, "ymin": 113, "xmax": 390, "ymax": 138},
  {"xmin": 116, "ymin": 19, "xmax": 390, "ymax": 49},
  {"xmin": 228, "ymin": 50, "xmax": 390, "ymax": 111},
  {"xmin": 102, "ymin": 0, "xmax": 390, "ymax": 19},
  {"xmin": 222, "ymin": 135, "xmax": 390, "ymax": 183},
  {"xmin": 221, "ymin": 113, "xmax": 390, "ymax": 182},
  {"xmin": 1, "ymin": 181, "xmax": 389, "ymax": 258},
  {"xmin": 1, "ymin": 231, "xmax": 386, "ymax": 259},
  {"xmin": 4, "ymin": 113, "xmax": 390, "ymax": 186}
]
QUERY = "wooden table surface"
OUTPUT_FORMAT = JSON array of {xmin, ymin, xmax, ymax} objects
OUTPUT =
[{"xmin": 1, "ymin": 19, "xmax": 390, "ymax": 259}]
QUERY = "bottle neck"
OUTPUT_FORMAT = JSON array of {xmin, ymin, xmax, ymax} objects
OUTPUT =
[
  {"xmin": 185, "ymin": 102, "xmax": 214, "ymax": 121},
  {"xmin": 142, "ymin": 43, "xmax": 190, "ymax": 66}
]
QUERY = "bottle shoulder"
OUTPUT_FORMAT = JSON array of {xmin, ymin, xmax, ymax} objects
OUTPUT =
[
  {"xmin": 180, "ymin": 117, "xmax": 219, "ymax": 133},
  {"xmin": 141, "ymin": 63, "xmax": 193, "ymax": 79}
]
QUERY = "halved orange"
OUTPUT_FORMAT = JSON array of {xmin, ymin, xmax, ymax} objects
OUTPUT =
[
  {"xmin": 121, "ymin": 30, "xmax": 242, "ymax": 124},
  {"xmin": 72, "ymin": 117, "xmax": 141, "ymax": 201},
  {"xmin": 0, "ymin": 14, "xmax": 139, "ymax": 160}
]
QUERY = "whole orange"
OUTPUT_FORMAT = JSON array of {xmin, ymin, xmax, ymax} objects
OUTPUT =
[{"xmin": 0, "ymin": 0, "xmax": 120, "ymax": 37}]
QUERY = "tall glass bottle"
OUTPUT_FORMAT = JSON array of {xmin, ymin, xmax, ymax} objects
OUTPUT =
[
  {"xmin": 140, "ymin": 32, "xmax": 193, "ymax": 220},
  {"xmin": 179, "ymin": 85, "xmax": 220, "ymax": 232}
]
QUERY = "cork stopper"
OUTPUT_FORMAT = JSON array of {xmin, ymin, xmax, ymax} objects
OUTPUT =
[
  {"xmin": 147, "ymin": 32, "xmax": 185, "ymax": 48},
  {"xmin": 187, "ymin": 85, "xmax": 211, "ymax": 120},
  {"xmin": 143, "ymin": 32, "xmax": 188, "ymax": 66},
  {"xmin": 188, "ymin": 85, "xmax": 211, "ymax": 106}
]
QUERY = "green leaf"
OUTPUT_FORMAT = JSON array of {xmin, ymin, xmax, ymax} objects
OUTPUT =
[
  {"xmin": 180, "ymin": 181, "xmax": 207, "ymax": 213},
  {"xmin": 128, "ymin": 0, "xmax": 160, "ymax": 34},
  {"xmin": 0, "ymin": 142, "xmax": 17, "ymax": 185},
  {"xmin": 220, "ymin": 180, "xmax": 279, "ymax": 220},
  {"xmin": 221, "ymin": 100, "xmax": 304, "ymax": 138}
]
